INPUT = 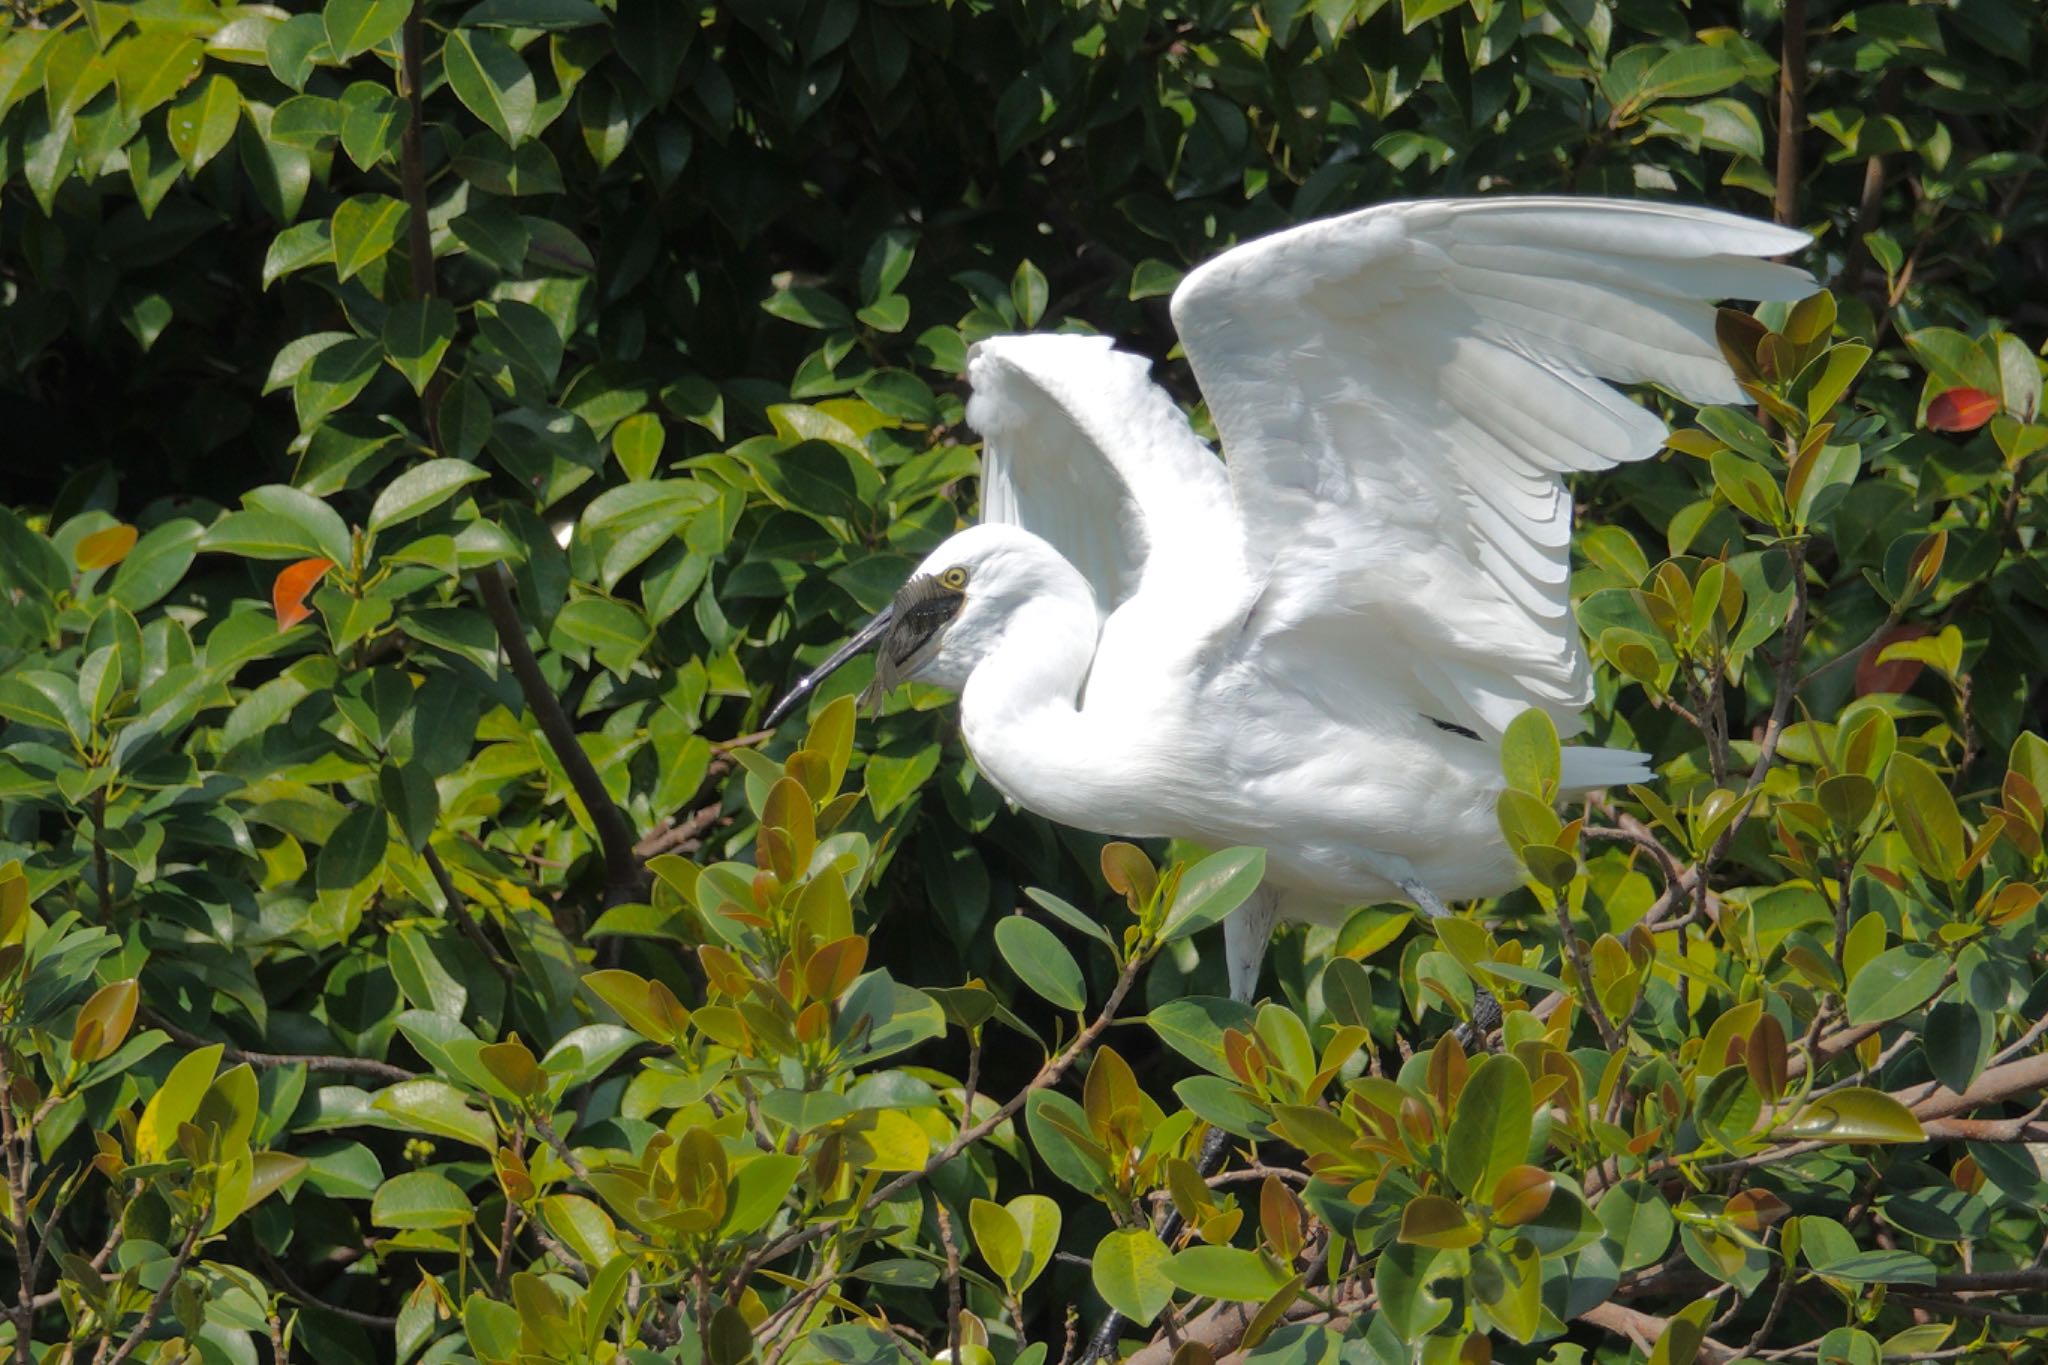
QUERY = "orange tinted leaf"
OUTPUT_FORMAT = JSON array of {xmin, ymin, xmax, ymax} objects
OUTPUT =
[
  {"xmin": 1100, "ymin": 842, "xmax": 1156, "ymax": 910},
  {"xmin": 75, "ymin": 524, "xmax": 138, "ymax": 571},
  {"xmin": 1725, "ymin": 1188, "xmax": 1789, "ymax": 1232},
  {"xmin": 1925, "ymin": 387, "xmax": 1997, "ymax": 433},
  {"xmin": 273, "ymin": 557, "xmax": 335, "ymax": 630},
  {"xmin": 1491, "ymin": 1165, "xmax": 1555, "ymax": 1226}
]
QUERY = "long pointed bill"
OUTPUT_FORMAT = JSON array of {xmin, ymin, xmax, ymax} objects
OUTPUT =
[
  {"xmin": 762, "ymin": 604, "xmax": 895, "ymax": 730},
  {"xmin": 762, "ymin": 574, "xmax": 968, "ymax": 730}
]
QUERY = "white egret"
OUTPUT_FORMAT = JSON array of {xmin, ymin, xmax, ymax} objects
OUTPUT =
[{"xmin": 765, "ymin": 196, "xmax": 1811, "ymax": 1008}]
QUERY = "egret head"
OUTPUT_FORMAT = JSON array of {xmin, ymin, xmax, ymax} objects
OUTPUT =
[{"xmin": 763, "ymin": 524, "xmax": 1089, "ymax": 727}]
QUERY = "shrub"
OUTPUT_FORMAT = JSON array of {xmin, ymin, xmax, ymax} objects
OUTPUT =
[{"xmin": 1, "ymin": 0, "xmax": 2045, "ymax": 1362}]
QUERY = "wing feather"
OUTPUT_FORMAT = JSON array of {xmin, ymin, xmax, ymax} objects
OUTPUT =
[
  {"xmin": 1172, "ymin": 196, "xmax": 1811, "ymax": 737},
  {"xmin": 965, "ymin": 333, "xmax": 1237, "ymax": 614}
]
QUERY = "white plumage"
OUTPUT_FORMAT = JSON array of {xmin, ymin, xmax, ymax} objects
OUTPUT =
[{"xmin": 769, "ymin": 196, "xmax": 1812, "ymax": 1001}]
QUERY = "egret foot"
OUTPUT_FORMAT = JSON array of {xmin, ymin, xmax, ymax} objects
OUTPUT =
[
  {"xmin": 1082, "ymin": 1127, "xmax": 1236, "ymax": 1361},
  {"xmin": 1396, "ymin": 875, "xmax": 1503, "ymax": 1052}
]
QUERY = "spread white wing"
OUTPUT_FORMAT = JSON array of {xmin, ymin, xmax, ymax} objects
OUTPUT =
[
  {"xmin": 965, "ymin": 333, "xmax": 1237, "ymax": 616},
  {"xmin": 1171, "ymin": 197, "xmax": 1812, "ymax": 737}
]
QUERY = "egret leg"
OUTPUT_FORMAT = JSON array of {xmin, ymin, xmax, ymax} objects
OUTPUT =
[{"xmin": 1387, "ymin": 871, "xmax": 1503, "ymax": 1050}]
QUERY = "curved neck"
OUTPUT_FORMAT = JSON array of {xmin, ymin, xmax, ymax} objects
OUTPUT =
[{"xmin": 958, "ymin": 592, "xmax": 1125, "ymax": 833}]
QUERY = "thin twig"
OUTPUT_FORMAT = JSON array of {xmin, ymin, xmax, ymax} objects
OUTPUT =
[
  {"xmin": 424, "ymin": 844, "xmax": 516, "ymax": 981},
  {"xmin": 531, "ymin": 1111, "xmax": 595, "ymax": 1185},
  {"xmin": 935, "ymin": 1204, "xmax": 964, "ymax": 1364},
  {"xmin": 253, "ymin": 1243, "xmax": 398, "ymax": 1330},
  {"xmin": 144, "ymin": 1013, "xmax": 415, "ymax": 1083},
  {"xmin": 102, "ymin": 1216, "xmax": 204, "ymax": 1365},
  {"xmin": 477, "ymin": 566, "xmax": 643, "ymax": 906}
]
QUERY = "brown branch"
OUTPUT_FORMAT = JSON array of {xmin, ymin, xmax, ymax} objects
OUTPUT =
[
  {"xmin": 1, "ymin": 1076, "xmax": 32, "ymax": 1365},
  {"xmin": 935, "ymin": 1203, "xmax": 964, "ymax": 1364},
  {"xmin": 476, "ymin": 565, "xmax": 643, "ymax": 906},
  {"xmin": 424, "ymin": 843, "xmax": 516, "ymax": 981},
  {"xmin": 1774, "ymin": 0, "xmax": 1807, "ymax": 225},
  {"xmin": 143, "ymin": 1013, "xmax": 416, "ymax": 1083},
  {"xmin": 101, "ymin": 1216, "xmax": 203, "ymax": 1365},
  {"xmin": 397, "ymin": 0, "xmax": 433, "ymax": 303},
  {"xmin": 253, "ymin": 1243, "xmax": 398, "ymax": 1330},
  {"xmin": 1584, "ymin": 1301, "xmax": 1741, "ymax": 1365},
  {"xmin": 531, "ymin": 1111, "xmax": 595, "ymax": 1185},
  {"xmin": 631, "ymin": 799, "xmax": 725, "ymax": 861},
  {"xmin": 1891, "ymin": 1295, "xmax": 2048, "ymax": 1329}
]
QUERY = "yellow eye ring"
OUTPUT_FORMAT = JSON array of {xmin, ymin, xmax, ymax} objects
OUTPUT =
[{"xmin": 940, "ymin": 567, "xmax": 969, "ymax": 590}]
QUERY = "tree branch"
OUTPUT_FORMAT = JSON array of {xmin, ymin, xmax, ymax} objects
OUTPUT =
[
  {"xmin": 1774, "ymin": 0, "xmax": 1807, "ymax": 225},
  {"xmin": 101, "ymin": 1216, "xmax": 203, "ymax": 1365},
  {"xmin": 144, "ymin": 1013, "xmax": 416, "ymax": 1083},
  {"xmin": 476, "ymin": 565, "xmax": 643, "ymax": 906}
]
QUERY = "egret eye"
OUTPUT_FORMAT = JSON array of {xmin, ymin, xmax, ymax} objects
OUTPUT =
[{"xmin": 940, "ymin": 566, "xmax": 970, "ymax": 590}]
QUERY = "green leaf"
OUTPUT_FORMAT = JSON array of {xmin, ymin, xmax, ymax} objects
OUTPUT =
[
  {"xmin": 382, "ymin": 298, "xmax": 456, "ymax": 394},
  {"xmin": 1373, "ymin": 1242, "xmax": 1451, "ymax": 1342},
  {"xmin": 1597, "ymin": 1181, "xmax": 1676, "ymax": 1272},
  {"xmin": 1783, "ymin": 1086, "xmax": 1925, "ymax": 1144},
  {"xmin": 167, "ymin": 73, "xmax": 239, "ymax": 171},
  {"xmin": 1500, "ymin": 708, "xmax": 1561, "ymax": 798},
  {"xmin": 316, "ymin": 802, "xmax": 386, "ymax": 892},
  {"xmin": 372, "ymin": 1170, "xmax": 476, "ymax": 1230},
  {"xmin": 372, "ymin": 1079, "xmax": 497, "ymax": 1149},
  {"xmin": 1148, "ymin": 997, "xmax": 1257, "ymax": 1076},
  {"xmin": 993, "ymin": 915, "xmax": 1086, "ymax": 1012},
  {"xmin": 370, "ymin": 459, "xmax": 487, "ymax": 533},
  {"xmin": 1158, "ymin": 847, "xmax": 1265, "ymax": 943},
  {"xmin": 444, "ymin": 28, "xmax": 537, "ymax": 145},
  {"xmin": 338, "ymin": 80, "xmax": 403, "ymax": 168},
  {"xmin": 1006, "ymin": 1195, "xmax": 1060, "ymax": 1292},
  {"xmin": 331, "ymin": 194, "xmax": 408, "ymax": 282},
  {"xmin": 325, "ymin": 0, "xmax": 408, "ymax": 58},
  {"xmin": 1809, "ymin": 1249, "xmax": 1938, "ymax": 1285},
  {"xmin": 109, "ymin": 519, "xmax": 203, "ymax": 611},
  {"xmin": 1845, "ymin": 943, "xmax": 1948, "ymax": 1025},
  {"xmin": 263, "ymin": 220, "xmax": 334, "ymax": 288},
  {"xmin": 1092, "ymin": 1229, "xmax": 1173, "ymax": 1325},
  {"xmin": 1883, "ymin": 753, "xmax": 1964, "ymax": 882},
  {"xmin": 1160, "ymin": 1246, "xmax": 1288, "ymax": 1303},
  {"xmin": 136, "ymin": 1044, "xmax": 224, "ymax": 1163},
  {"xmin": 294, "ymin": 337, "xmax": 381, "ymax": 429},
  {"xmin": 723, "ymin": 1155, "xmax": 801, "ymax": 1236},
  {"xmin": 1639, "ymin": 44, "xmax": 1748, "ymax": 102},
  {"xmin": 112, "ymin": 31, "xmax": 202, "ymax": 119},
  {"xmin": 1011, "ymin": 259, "xmax": 1048, "ymax": 328},
  {"xmin": 968, "ymin": 1198, "xmax": 1022, "ymax": 1284},
  {"xmin": 611, "ymin": 412, "xmax": 665, "ymax": 481},
  {"xmin": 1445, "ymin": 1054, "xmax": 1532, "ymax": 1201}
]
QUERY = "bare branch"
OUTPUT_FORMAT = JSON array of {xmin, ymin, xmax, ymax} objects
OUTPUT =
[
  {"xmin": 476, "ymin": 564, "xmax": 643, "ymax": 906},
  {"xmin": 144, "ymin": 1013, "xmax": 415, "ymax": 1084}
]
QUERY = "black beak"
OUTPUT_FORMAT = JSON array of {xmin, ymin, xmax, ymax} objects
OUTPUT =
[
  {"xmin": 762, "ymin": 603, "xmax": 897, "ymax": 729},
  {"xmin": 762, "ymin": 574, "xmax": 968, "ymax": 729}
]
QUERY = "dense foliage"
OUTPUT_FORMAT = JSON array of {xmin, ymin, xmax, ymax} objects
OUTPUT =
[{"xmin": 2, "ymin": 0, "xmax": 2047, "ymax": 1362}]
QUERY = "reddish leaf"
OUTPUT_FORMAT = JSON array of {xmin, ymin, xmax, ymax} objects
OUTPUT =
[
  {"xmin": 1925, "ymin": 387, "xmax": 1997, "ymax": 433},
  {"xmin": 1855, "ymin": 624, "xmax": 1929, "ymax": 697},
  {"xmin": 273, "ymin": 557, "xmax": 334, "ymax": 630}
]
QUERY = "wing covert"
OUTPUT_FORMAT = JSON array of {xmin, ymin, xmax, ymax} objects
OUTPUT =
[{"xmin": 1171, "ymin": 196, "xmax": 1812, "ymax": 736}]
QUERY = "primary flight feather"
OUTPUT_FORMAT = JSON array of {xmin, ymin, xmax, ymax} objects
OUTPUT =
[{"xmin": 766, "ymin": 196, "xmax": 1812, "ymax": 1002}]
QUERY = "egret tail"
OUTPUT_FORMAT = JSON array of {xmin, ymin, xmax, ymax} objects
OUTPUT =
[{"xmin": 1560, "ymin": 746, "xmax": 1653, "ymax": 790}]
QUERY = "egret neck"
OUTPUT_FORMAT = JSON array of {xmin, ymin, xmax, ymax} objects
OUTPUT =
[{"xmin": 955, "ymin": 566, "xmax": 1125, "ymax": 833}]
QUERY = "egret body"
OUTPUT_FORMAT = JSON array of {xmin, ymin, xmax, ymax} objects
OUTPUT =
[{"xmin": 766, "ymin": 197, "xmax": 1812, "ymax": 1003}]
